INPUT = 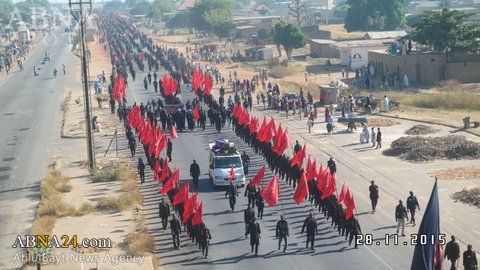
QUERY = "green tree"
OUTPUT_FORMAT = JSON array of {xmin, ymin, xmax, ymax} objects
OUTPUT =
[
  {"xmin": 257, "ymin": 28, "xmax": 270, "ymax": 41},
  {"xmin": 288, "ymin": 0, "xmax": 306, "ymax": 26},
  {"xmin": 272, "ymin": 21, "xmax": 307, "ymax": 60},
  {"xmin": 344, "ymin": 0, "xmax": 406, "ymax": 32},
  {"xmin": 149, "ymin": 0, "xmax": 175, "ymax": 20},
  {"xmin": 189, "ymin": 0, "xmax": 233, "ymax": 34},
  {"xmin": 166, "ymin": 12, "xmax": 191, "ymax": 30},
  {"xmin": 332, "ymin": 0, "xmax": 349, "ymax": 20},
  {"xmin": 130, "ymin": 0, "xmax": 150, "ymax": 16},
  {"xmin": 103, "ymin": 1, "xmax": 126, "ymax": 11},
  {"xmin": 203, "ymin": 9, "xmax": 235, "ymax": 38},
  {"xmin": 0, "ymin": 0, "xmax": 15, "ymax": 25},
  {"xmin": 411, "ymin": 9, "xmax": 480, "ymax": 54}
]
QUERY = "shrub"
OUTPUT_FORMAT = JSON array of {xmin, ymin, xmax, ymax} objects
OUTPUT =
[{"xmin": 124, "ymin": 233, "xmax": 154, "ymax": 256}]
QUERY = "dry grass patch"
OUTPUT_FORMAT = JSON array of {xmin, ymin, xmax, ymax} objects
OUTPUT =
[
  {"xmin": 96, "ymin": 193, "xmax": 142, "ymax": 212},
  {"xmin": 30, "ymin": 216, "xmax": 56, "ymax": 236},
  {"xmin": 452, "ymin": 187, "xmax": 480, "ymax": 208},
  {"xmin": 37, "ymin": 170, "xmax": 75, "ymax": 218},
  {"xmin": 269, "ymin": 63, "xmax": 303, "ymax": 79},
  {"xmin": 74, "ymin": 202, "xmax": 96, "ymax": 216},
  {"xmin": 91, "ymin": 165, "xmax": 133, "ymax": 183},
  {"xmin": 124, "ymin": 233, "xmax": 155, "ymax": 256}
]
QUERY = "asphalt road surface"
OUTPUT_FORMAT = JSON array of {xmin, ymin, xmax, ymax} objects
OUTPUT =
[
  {"xmin": 125, "ymin": 77, "xmax": 414, "ymax": 270},
  {"xmin": 0, "ymin": 28, "xmax": 78, "ymax": 269}
]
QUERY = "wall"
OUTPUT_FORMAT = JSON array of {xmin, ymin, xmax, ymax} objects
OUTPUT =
[
  {"xmin": 309, "ymin": 41, "xmax": 338, "ymax": 58},
  {"xmin": 369, "ymin": 51, "xmax": 480, "ymax": 84}
]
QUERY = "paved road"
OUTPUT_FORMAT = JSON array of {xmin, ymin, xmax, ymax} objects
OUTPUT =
[
  {"xmin": 0, "ymin": 29, "xmax": 78, "ymax": 269},
  {"xmin": 122, "ymin": 77, "xmax": 412, "ymax": 269},
  {"xmin": 120, "ymin": 59, "xmax": 480, "ymax": 269}
]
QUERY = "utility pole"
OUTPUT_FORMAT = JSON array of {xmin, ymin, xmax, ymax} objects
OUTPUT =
[{"xmin": 69, "ymin": 0, "xmax": 95, "ymax": 171}]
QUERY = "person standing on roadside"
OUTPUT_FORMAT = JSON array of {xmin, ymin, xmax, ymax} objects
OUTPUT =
[
  {"xmin": 445, "ymin": 235, "xmax": 461, "ymax": 270},
  {"xmin": 137, "ymin": 158, "xmax": 146, "ymax": 184},
  {"xmin": 371, "ymin": 127, "xmax": 376, "ymax": 148},
  {"xmin": 406, "ymin": 191, "xmax": 420, "ymax": 226},
  {"xmin": 375, "ymin": 127, "xmax": 382, "ymax": 149},
  {"xmin": 327, "ymin": 157, "xmax": 336, "ymax": 176},
  {"xmin": 369, "ymin": 180, "xmax": 379, "ymax": 213}
]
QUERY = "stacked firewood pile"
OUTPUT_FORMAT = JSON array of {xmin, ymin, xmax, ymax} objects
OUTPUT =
[
  {"xmin": 384, "ymin": 135, "xmax": 480, "ymax": 162},
  {"xmin": 405, "ymin": 124, "xmax": 439, "ymax": 135}
]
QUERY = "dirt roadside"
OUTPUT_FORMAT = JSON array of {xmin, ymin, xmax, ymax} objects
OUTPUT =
[{"xmin": 23, "ymin": 29, "xmax": 155, "ymax": 269}]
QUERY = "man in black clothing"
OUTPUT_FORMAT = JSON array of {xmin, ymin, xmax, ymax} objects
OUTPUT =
[
  {"xmin": 395, "ymin": 200, "xmax": 408, "ymax": 236},
  {"xmin": 406, "ymin": 191, "xmax": 420, "ymax": 226},
  {"xmin": 445, "ymin": 235, "xmax": 461, "ymax": 270},
  {"xmin": 256, "ymin": 187, "xmax": 264, "ymax": 219},
  {"xmin": 301, "ymin": 212, "xmax": 318, "ymax": 250},
  {"xmin": 167, "ymin": 138, "xmax": 173, "ymax": 161},
  {"xmin": 169, "ymin": 214, "xmax": 182, "ymax": 249},
  {"xmin": 159, "ymin": 198, "xmax": 170, "ymax": 231},
  {"xmin": 241, "ymin": 151, "xmax": 250, "ymax": 175},
  {"xmin": 190, "ymin": 159, "xmax": 201, "ymax": 191},
  {"xmin": 198, "ymin": 223, "xmax": 212, "ymax": 258},
  {"xmin": 463, "ymin": 244, "xmax": 477, "ymax": 270},
  {"xmin": 244, "ymin": 181, "xmax": 256, "ymax": 207},
  {"xmin": 276, "ymin": 215, "xmax": 289, "ymax": 252},
  {"xmin": 293, "ymin": 140, "xmax": 301, "ymax": 154},
  {"xmin": 327, "ymin": 157, "xmax": 336, "ymax": 175},
  {"xmin": 244, "ymin": 205, "xmax": 256, "ymax": 236},
  {"xmin": 137, "ymin": 158, "xmax": 146, "ymax": 184},
  {"xmin": 369, "ymin": 180, "xmax": 379, "ymax": 213},
  {"xmin": 225, "ymin": 181, "xmax": 238, "ymax": 211},
  {"xmin": 245, "ymin": 218, "xmax": 261, "ymax": 256}
]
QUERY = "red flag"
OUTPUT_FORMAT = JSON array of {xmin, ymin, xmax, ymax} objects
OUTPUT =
[
  {"xmin": 191, "ymin": 202, "xmax": 203, "ymax": 226},
  {"xmin": 183, "ymin": 192, "xmax": 200, "ymax": 223},
  {"xmin": 345, "ymin": 192, "xmax": 356, "ymax": 220},
  {"xmin": 272, "ymin": 124, "xmax": 284, "ymax": 152},
  {"xmin": 249, "ymin": 116, "xmax": 259, "ymax": 134},
  {"xmin": 173, "ymin": 182, "xmax": 189, "ymax": 206},
  {"xmin": 290, "ymin": 143, "xmax": 306, "ymax": 167},
  {"xmin": 305, "ymin": 158, "xmax": 317, "ymax": 180},
  {"xmin": 293, "ymin": 173, "xmax": 308, "ymax": 205},
  {"xmin": 203, "ymin": 76, "xmax": 213, "ymax": 96},
  {"xmin": 161, "ymin": 169, "xmax": 179, "ymax": 195},
  {"xmin": 169, "ymin": 125, "xmax": 178, "ymax": 139},
  {"xmin": 250, "ymin": 165, "xmax": 265, "ymax": 186},
  {"xmin": 338, "ymin": 182, "xmax": 347, "ymax": 205},
  {"xmin": 153, "ymin": 159, "xmax": 161, "ymax": 182},
  {"xmin": 159, "ymin": 158, "xmax": 170, "ymax": 182},
  {"xmin": 256, "ymin": 116, "xmax": 267, "ymax": 141},
  {"xmin": 193, "ymin": 105, "xmax": 200, "ymax": 121},
  {"xmin": 260, "ymin": 176, "xmax": 280, "ymax": 206},
  {"xmin": 321, "ymin": 173, "xmax": 336, "ymax": 200},
  {"xmin": 227, "ymin": 166, "xmax": 235, "ymax": 181},
  {"xmin": 316, "ymin": 165, "xmax": 329, "ymax": 192},
  {"xmin": 275, "ymin": 128, "xmax": 290, "ymax": 155}
]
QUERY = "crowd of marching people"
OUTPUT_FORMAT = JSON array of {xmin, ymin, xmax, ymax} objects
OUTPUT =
[
  {"xmin": 96, "ymin": 13, "xmax": 478, "ymax": 269},
  {"xmin": 97, "ymin": 12, "xmax": 364, "ymax": 257}
]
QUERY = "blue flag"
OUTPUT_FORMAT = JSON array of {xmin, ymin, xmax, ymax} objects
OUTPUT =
[{"xmin": 410, "ymin": 179, "xmax": 443, "ymax": 270}]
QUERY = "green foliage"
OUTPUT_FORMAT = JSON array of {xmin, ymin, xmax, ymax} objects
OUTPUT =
[
  {"xmin": 130, "ymin": 0, "xmax": 150, "ymax": 16},
  {"xmin": 344, "ymin": 0, "xmax": 406, "ymax": 31},
  {"xmin": 411, "ymin": 9, "xmax": 480, "ymax": 53},
  {"xmin": 332, "ymin": 1, "xmax": 349, "ymax": 20},
  {"xmin": 272, "ymin": 21, "xmax": 307, "ymax": 60},
  {"xmin": 188, "ymin": 0, "xmax": 233, "ymax": 34},
  {"xmin": 204, "ymin": 9, "xmax": 235, "ymax": 38},
  {"xmin": 149, "ymin": 0, "xmax": 175, "ymax": 19},
  {"xmin": 166, "ymin": 12, "xmax": 191, "ymax": 29},
  {"xmin": 103, "ymin": 1, "xmax": 126, "ymax": 10},
  {"xmin": 257, "ymin": 28, "xmax": 270, "ymax": 41},
  {"xmin": 0, "ymin": 0, "xmax": 15, "ymax": 25}
]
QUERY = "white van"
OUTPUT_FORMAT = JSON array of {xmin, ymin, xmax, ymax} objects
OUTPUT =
[{"xmin": 208, "ymin": 140, "xmax": 245, "ymax": 187}]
